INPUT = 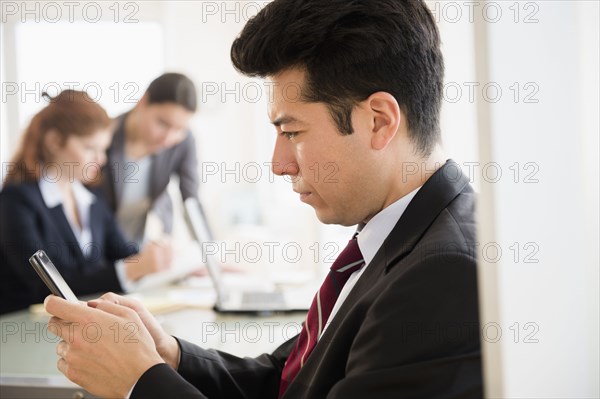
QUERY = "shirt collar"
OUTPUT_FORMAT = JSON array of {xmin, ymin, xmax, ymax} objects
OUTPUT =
[
  {"xmin": 39, "ymin": 179, "xmax": 96, "ymax": 209},
  {"xmin": 356, "ymin": 186, "xmax": 421, "ymax": 266}
]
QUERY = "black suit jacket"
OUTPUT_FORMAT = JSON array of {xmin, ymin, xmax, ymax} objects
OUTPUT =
[
  {"xmin": 132, "ymin": 160, "xmax": 483, "ymax": 398},
  {"xmin": 0, "ymin": 182, "xmax": 137, "ymax": 314}
]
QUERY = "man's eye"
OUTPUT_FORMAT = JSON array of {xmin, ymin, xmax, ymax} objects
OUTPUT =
[{"xmin": 282, "ymin": 131, "xmax": 298, "ymax": 140}]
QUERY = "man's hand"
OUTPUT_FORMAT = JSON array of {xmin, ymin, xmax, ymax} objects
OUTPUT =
[
  {"xmin": 88, "ymin": 292, "xmax": 181, "ymax": 369},
  {"xmin": 45, "ymin": 295, "xmax": 164, "ymax": 399}
]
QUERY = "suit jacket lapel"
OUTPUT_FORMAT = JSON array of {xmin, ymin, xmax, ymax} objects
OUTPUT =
[{"xmin": 381, "ymin": 159, "xmax": 470, "ymax": 272}]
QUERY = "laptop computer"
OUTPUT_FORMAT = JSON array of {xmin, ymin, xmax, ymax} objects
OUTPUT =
[{"xmin": 183, "ymin": 198, "xmax": 311, "ymax": 314}]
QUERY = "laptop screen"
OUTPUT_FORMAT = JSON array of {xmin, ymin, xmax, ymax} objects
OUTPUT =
[{"xmin": 183, "ymin": 198, "xmax": 228, "ymax": 303}]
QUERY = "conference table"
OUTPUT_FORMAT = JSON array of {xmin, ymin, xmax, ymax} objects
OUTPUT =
[{"xmin": 0, "ymin": 283, "xmax": 307, "ymax": 399}]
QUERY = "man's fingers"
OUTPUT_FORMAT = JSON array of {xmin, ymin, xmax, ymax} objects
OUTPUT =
[
  {"xmin": 87, "ymin": 300, "xmax": 100, "ymax": 309},
  {"xmin": 93, "ymin": 300, "xmax": 137, "ymax": 320},
  {"xmin": 100, "ymin": 292, "xmax": 121, "ymax": 304},
  {"xmin": 57, "ymin": 356, "xmax": 68, "ymax": 376},
  {"xmin": 56, "ymin": 340, "xmax": 68, "ymax": 358},
  {"xmin": 87, "ymin": 292, "xmax": 122, "ymax": 308},
  {"xmin": 96, "ymin": 293, "xmax": 144, "ymax": 312},
  {"xmin": 48, "ymin": 316, "xmax": 67, "ymax": 327},
  {"xmin": 47, "ymin": 315, "xmax": 89, "ymax": 342},
  {"xmin": 44, "ymin": 295, "xmax": 90, "ymax": 323},
  {"xmin": 47, "ymin": 317, "xmax": 69, "ymax": 339}
]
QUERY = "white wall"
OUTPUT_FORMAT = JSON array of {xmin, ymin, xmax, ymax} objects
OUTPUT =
[
  {"xmin": 476, "ymin": 1, "xmax": 599, "ymax": 397},
  {"xmin": 432, "ymin": 1, "xmax": 480, "ymax": 185}
]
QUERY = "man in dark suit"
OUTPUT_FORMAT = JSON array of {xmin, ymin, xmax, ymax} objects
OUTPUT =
[{"xmin": 44, "ymin": 0, "xmax": 483, "ymax": 397}]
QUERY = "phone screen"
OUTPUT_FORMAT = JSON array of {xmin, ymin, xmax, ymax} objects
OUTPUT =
[{"xmin": 29, "ymin": 250, "xmax": 79, "ymax": 303}]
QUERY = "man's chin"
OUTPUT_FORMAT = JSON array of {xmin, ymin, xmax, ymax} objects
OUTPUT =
[
  {"xmin": 313, "ymin": 209, "xmax": 356, "ymax": 227},
  {"xmin": 313, "ymin": 208, "xmax": 335, "ymax": 225}
]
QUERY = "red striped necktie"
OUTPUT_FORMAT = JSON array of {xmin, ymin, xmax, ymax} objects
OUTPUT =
[{"xmin": 279, "ymin": 237, "xmax": 365, "ymax": 397}]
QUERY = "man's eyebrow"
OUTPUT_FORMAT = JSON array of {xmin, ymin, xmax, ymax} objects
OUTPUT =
[{"xmin": 271, "ymin": 116, "xmax": 302, "ymax": 127}]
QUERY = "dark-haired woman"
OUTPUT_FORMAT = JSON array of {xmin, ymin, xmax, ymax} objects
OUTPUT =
[
  {"xmin": 101, "ymin": 73, "xmax": 203, "ymax": 246},
  {"xmin": 0, "ymin": 91, "xmax": 172, "ymax": 314}
]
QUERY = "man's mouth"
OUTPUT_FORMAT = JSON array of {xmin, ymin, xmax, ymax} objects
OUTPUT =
[{"xmin": 294, "ymin": 189, "xmax": 312, "ymax": 202}]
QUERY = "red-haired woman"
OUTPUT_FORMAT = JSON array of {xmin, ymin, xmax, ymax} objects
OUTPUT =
[{"xmin": 0, "ymin": 90, "xmax": 171, "ymax": 314}]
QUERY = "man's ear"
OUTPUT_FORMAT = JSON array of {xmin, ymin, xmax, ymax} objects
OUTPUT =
[{"xmin": 366, "ymin": 92, "xmax": 402, "ymax": 150}]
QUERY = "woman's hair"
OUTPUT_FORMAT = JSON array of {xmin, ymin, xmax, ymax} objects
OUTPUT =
[
  {"xmin": 145, "ymin": 73, "xmax": 197, "ymax": 112},
  {"xmin": 4, "ymin": 90, "xmax": 112, "ymax": 185}
]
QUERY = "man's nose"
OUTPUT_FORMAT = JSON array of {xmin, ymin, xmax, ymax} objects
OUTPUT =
[{"xmin": 271, "ymin": 135, "xmax": 299, "ymax": 177}]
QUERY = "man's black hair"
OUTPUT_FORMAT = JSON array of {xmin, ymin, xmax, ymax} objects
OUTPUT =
[{"xmin": 231, "ymin": 0, "xmax": 444, "ymax": 156}]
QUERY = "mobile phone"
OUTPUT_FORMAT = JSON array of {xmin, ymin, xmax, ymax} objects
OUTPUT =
[{"xmin": 29, "ymin": 250, "xmax": 79, "ymax": 303}]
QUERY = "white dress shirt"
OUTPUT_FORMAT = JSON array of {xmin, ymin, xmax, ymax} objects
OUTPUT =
[
  {"xmin": 39, "ymin": 179, "xmax": 96, "ymax": 254},
  {"xmin": 320, "ymin": 186, "xmax": 421, "ymax": 339},
  {"xmin": 116, "ymin": 155, "xmax": 152, "ymax": 246}
]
